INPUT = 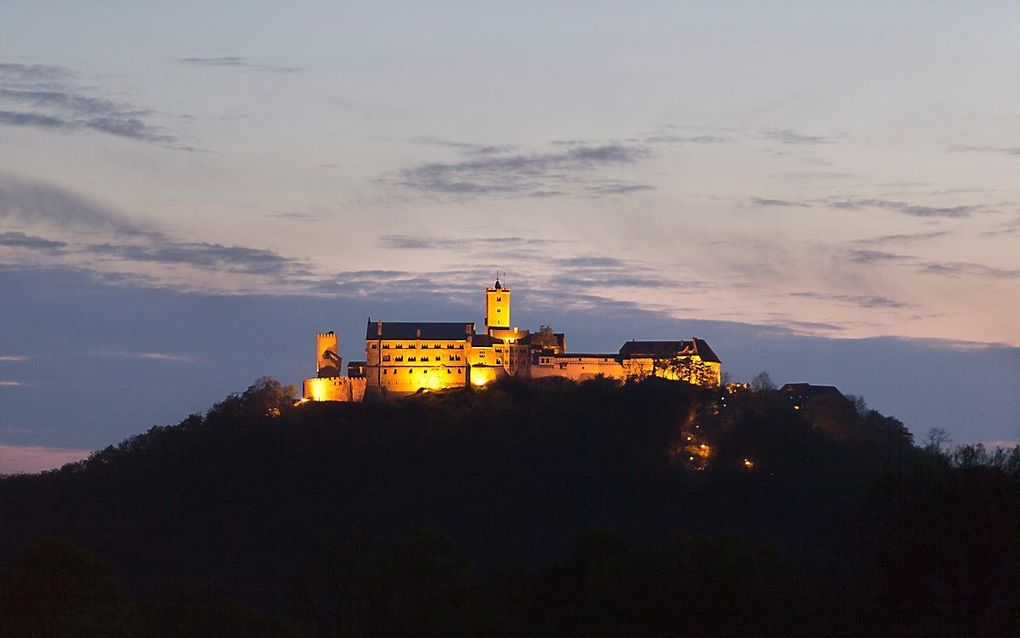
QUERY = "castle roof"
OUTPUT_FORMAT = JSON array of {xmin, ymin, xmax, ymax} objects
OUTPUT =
[
  {"xmin": 366, "ymin": 320, "xmax": 474, "ymax": 341},
  {"xmin": 471, "ymin": 333, "xmax": 503, "ymax": 347},
  {"xmin": 618, "ymin": 338, "xmax": 721, "ymax": 363}
]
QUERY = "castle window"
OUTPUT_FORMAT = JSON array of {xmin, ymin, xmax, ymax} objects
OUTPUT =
[
  {"xmin": 447, "ymin": 344, "xmax": 454, "ymax": 349},
  {"xmin": 455, "ymin": 355, "xmax": 461, "ymax": 361},
  {"xmin": 479, "ymin": 351, "xmax": 486, "ymax": 357},
  {"xmin": 383, "ymin": 369, "xmax": 388, "ymax": 374},
  {"xmin": 448, "ymin": 355, "xmax": 455, "ymax": 361},
  {"xmin": 395, "ymin": 356, "xmax": 404, "ymax": 362},
  {"xmin": 496, "ymin": 308, "xmax": 501, "ymax": 312},
  {"xmin": 409, "ymin": 369, "xmax": 413, "ymax": 373},
  {"xmin": 382, "ymin": 355, "xmax": 391, "ymax": 362},
  {"xmin": 421, "ymin": 356, "xmax": 429, "ymax": 362},
  {"xmin": 371, "ymin": 344, "xmax": 377, "ymax": 349},
  {"xmin": 447, "ymin": 369, "xmax": 451, "ymax": 373},
  {"xmin": 496, "ymin": 359, "xmax": 502, "ymax": 365},
  {"xmin": 395, "ymin": 344, "xmax": 403, "ymax": 349},
  {"xmin": 382, "ymin": 344, "xmax": 390, "ymax": 349},
  {"xmin": 496, "ymin": 297, "xmax": 501, "ymax": 302}
]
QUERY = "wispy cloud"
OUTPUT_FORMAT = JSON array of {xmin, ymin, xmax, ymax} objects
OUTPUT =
[
  {"xmin": 175, "ymin": 56, "xmax": 303, "ymax": 74},
  {"xmin": 750, "ymin": 194, "xmax": 981, "ymax": 218},
  {"xmin": 269, "ymin": 211, "xmax": 327, "ymax": 222},
  {"xmin": 749, "ymin": 197, "xmax": 811, "ymax": 208},
  {"xmin": 0, "ymin": 62, "xmax": 185, "ymax": 146},
  {"xmin": 639, "ymin": 133, "xmax": 732, "ymax": 145},
  {"xmin": 849, "ymin": 231, "xmax": 951, "ymax": 247},
  {"xmin": 0, "ymin": 174, "xmax": 151, "ymax": 233},
  {"xmin": 378, "ymin": 234, "xmax": 563, "ymax": 251},
  {"xmin": 790, "ymin": 291, "xmax": 908, "ymax": 309},
  {"xmin": 105, "ymin": 351, "xmax": 195, "ymax": 362},
  {"xmin": 762, "ymin": 128, "xmax": 833, "ymax": 145},
  {"xmin": 414, "ymin": 137, "xmax": 515, "ymax": 155},
  {"xmin": 844, "ymin": 249, "xmax": 913, "ymax": 265},
  {"xmin": 0, "ymin": 380, "xmax": 28, "ymax": 387},
  {"xmin": 0, "ymin": 355, "xmax": 29, "ymax": 362},
  {"xmin": 979, "ymin": 216, "xmax": 1020, "ymax": 238},
  {"xmin": 0, "ymin": 231, "xmax": 66, "ymax": 251},
  {"xmin": 86, "ymin": 240, "xmax": 305, "ymax": 276},
  {"xmin": 918, "ymin": 261, "xmax": 1020, "ymax": 279},
  {"xmin": 392, "ymin": 141, "xmax": 654, "ymax": 198},
  {"xmin": 947, "ymin": 144, "xmax": 1020, "ymax": 157},
  {"xmin": 548, "ymin": 255, "xmax": 700, "ymax": 291},
  {"xmin": 830, "ymin": 198, "xmax": 977, "ymax": 218}
]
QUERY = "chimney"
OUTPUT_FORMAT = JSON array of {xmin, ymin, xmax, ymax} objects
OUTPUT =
[
  {"xmin": 376, "ymin": 320, "xmax": 383, "ymax": 337},
  {"xmin": 416, "ymin": 327, "xmax": 421, "ymax": 339}
]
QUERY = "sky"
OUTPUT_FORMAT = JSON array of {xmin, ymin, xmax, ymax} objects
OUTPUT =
[{"xmin": 1, "ymin": 1, "xmax": 1018, "ymax": 472}]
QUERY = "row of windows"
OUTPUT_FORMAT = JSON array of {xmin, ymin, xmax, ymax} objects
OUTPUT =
[
  {"xmin": 382, "ymin": 368, "xmax": 463, "ymax": 375},
  {"xmin": 382, "ymin": 355, "xmax": 462, "ymax": 362},
  {"xmin": 371, "ymin": 343, "xmax": 466, "ymax": 350}
]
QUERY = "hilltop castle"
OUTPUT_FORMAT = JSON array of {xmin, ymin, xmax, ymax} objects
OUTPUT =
[{"xmin": 301, "ymin": 277, "xmax": 721, "ymax": 401}]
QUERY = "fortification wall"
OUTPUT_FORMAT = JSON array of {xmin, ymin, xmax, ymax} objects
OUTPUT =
[{"xmin": 303, "ymin": 376, "xmax": 366, "ymax": 402}]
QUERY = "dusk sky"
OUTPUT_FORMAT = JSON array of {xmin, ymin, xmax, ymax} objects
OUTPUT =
[{"xmin": 2, "ymin": 1, "xmax": 1018, "ymax": 472}]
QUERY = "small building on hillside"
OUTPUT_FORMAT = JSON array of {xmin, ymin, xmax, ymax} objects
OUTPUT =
[{"xmin": 780, "ymin": 383, "xmax": 844, "ymax": 410}]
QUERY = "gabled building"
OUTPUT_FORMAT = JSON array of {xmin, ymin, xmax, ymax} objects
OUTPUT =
[
  {"xmin": 780, "ymin": 383, "xmax": 844, "ymax": 410},
  {"xmin": 364, "ymin": 320, "xmax": 473, "ymax": 395}
]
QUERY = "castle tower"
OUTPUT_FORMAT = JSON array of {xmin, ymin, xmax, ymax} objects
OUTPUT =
[
  {"xmin": 485, "ymin": 275, "xmax": 510, "ymax": 334},
  {"xmin": 316, "ymin": 331, "xmax": 341, "ymax": 378}
]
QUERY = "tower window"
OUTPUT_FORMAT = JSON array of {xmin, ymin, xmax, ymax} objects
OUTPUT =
[
  {"xmin": 496, "ymin": 297, "xmax": 501, "ymax": 301},
  {"xmin": 382, "ymin": 355, "xmax": 390, "ymax": 362}
]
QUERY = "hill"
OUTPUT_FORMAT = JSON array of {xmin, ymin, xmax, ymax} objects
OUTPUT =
[{"xmin": 2, "ymin": 376, "xmax": 1017, "ymax": 636}]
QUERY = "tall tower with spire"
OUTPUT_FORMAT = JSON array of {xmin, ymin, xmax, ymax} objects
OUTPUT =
[{"xmin": 484, "ymin": 273, "xmax": 510, "ymax": 334}]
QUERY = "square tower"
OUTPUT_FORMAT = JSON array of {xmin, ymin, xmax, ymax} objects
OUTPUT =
[
  {"xmin": 485, "ymin": 277, "xmax": 510, "ymax": 334},
  {"xmin": 316, "ymin": 331, "xmax": 341, "ymax": 378}
]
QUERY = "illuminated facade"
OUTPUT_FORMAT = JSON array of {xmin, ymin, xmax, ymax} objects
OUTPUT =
[
  {"xmin": 301, "ymin": 276, "xmax": 722, "ymax": 401},
  {"xmin": 300, "ymin": 331, "xmax": 366, "ymax": 402}
]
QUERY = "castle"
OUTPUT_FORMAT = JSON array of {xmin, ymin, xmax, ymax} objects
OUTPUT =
[{"xmin": 301, "ymin": 277, "xmax": 721, "ymax": 401}]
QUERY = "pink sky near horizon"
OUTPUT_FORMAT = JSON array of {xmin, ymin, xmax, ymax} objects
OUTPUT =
[{"xmin": 0, "ymin": 444, "xmax": 91, "ymax": 475}]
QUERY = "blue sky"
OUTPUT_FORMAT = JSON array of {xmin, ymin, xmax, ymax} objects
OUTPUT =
[{"xmin": 1, "ymin": 1, "xmax": 1018, "ymax": 471}]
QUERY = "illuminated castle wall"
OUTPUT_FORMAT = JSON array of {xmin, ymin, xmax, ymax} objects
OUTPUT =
[
  {"xmin": 301, "ymin": 276, "xmax": 722, "ymax": 401},
  {"xmin": 300, "ymin": 330, "xmax": 366, "ymax": 402}
]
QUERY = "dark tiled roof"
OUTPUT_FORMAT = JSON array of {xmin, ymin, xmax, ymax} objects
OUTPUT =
[
  {"xmin": 365, "ymin": 320, "xmax": 474, "ymax": 340},
  {"xmin": 780, "ymin": 383, "xmax": 843, "ymax": 397},
  {"xmin": 617, "ymin": 338, "xmax": 721, "ymax": 363},
  {"xmin": 692, "ymin": 338, "xmax": 721, "ymax": 363},
  {"xmin": 471, "ymin": 334, "xmax": 502, "ymax": 347},
  {"xmin": 546, "ymin": 353, "xmax": 619, "ymax": 359}
]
